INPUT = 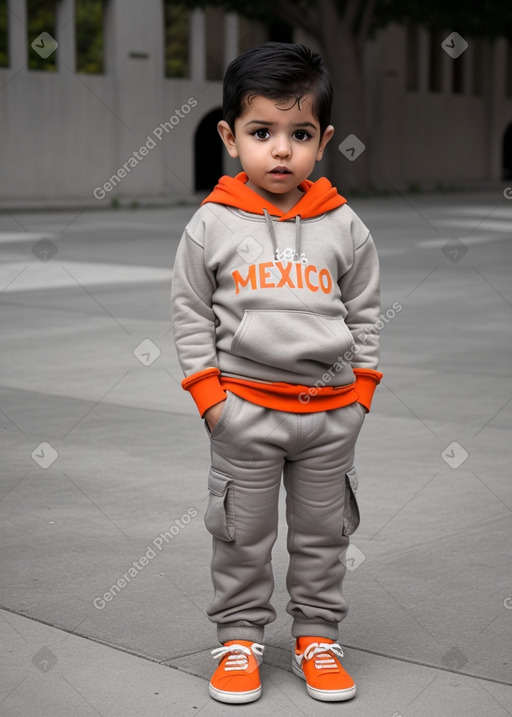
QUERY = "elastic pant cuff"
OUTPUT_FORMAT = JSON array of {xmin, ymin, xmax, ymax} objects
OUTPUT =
[
  {"xmin": 292, "ymin": 621, "xmax": 339, "ymax": 642},
  {"xmin": 217, "ymin": 625, "xmax": 265, "ymax": 645}
]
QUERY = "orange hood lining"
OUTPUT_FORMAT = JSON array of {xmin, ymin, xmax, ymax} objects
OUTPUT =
[{"xmin": 201, "ymin": 172, "xmax": 346, "ymax": 221}]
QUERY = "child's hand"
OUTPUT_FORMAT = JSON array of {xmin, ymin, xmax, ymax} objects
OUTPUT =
[{"xmin": 204, "ymin": 400, "xmax": 227, "ymax": 432}]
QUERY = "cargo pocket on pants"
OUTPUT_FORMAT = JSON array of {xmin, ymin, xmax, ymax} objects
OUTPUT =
[
  {"xmin": 342, "ymin": 466, "xmax": 360, "ymax": 536},
  {"xmin": 204, "ymin": 467, "xmax": 235, "ymax": 542}
]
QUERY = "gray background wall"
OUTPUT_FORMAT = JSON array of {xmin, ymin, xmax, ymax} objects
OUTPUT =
[{"xmin": 1, "ymin": 0, "xmax": 511, "ymax": 206}]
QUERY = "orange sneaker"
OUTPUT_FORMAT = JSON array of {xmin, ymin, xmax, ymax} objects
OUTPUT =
[
  {"xmin": 292, "ymin": 637, "xmax": 356, "ymax": 701},
  {"xmin": 209, "ymin": 640, "xmax": 264, "ymax": 703}
]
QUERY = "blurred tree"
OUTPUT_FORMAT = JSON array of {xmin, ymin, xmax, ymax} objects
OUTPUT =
[
  {"xmin": 22, "ymin": 0, "xmax": 104, "ymax": 73},
  {"xmin": 76, "ymin": 0, "xmax": 103, "ymax": 74},
  {"xmin": 178, "ymin": 0, "xmax": 512, "ymax": 190},
  {"xmin": 0, "ymin": 0, "xmax": 7, "ymax": 68},
  {"xmin": 164, "ymin": 2, "xmax": 190, "ymax": 77},
  {"xmin": 27, "ymin": 0, "xmax": 57, "ymax": 71}
]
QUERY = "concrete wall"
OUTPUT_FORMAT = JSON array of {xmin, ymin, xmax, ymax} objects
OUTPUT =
[
  {"xmin": 366, "ymin": 25, "xmax": 512, "ymax": 188},
  {"xmin": 1, "ymin": 2, "xmax": 512, "ymax": 205},
  {"xmin": 0, "ymin": 0, "xmax": 224, "ymax": 205}
]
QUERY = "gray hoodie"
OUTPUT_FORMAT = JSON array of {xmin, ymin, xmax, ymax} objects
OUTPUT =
[{"xmin": 171, "ymin": 174, "xmax": 382, "ymax": 414}]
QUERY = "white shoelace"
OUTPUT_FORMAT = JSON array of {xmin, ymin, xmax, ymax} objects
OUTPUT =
[
  {"xmin": 211, "ymin": 642, "xmax": 265, "ymax": 671},
  {"xmin": 302, "ymin": 642, "xmax": 344, "ymax": 670}
]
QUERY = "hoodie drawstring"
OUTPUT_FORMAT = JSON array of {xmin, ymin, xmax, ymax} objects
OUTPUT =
[
  {"xmin": 263, "ymin": 209, "xmax": 306, "ymax": 264},
  {"xmin": 263, "ymin": 208, "xmax": 278, "ymax": 258},
  {"xmin": 295, "ymin": 214, "xmax": 302, "ymax": 263}
]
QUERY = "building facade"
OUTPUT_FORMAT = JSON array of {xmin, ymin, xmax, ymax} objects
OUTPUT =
[{"xmin": 1, "ymin": 0, "xmax": 511, "ymax": 206}]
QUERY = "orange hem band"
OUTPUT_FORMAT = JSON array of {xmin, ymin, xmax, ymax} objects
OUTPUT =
[
  {"xmin": 182, "ymin": 368, "xmax": 227, "ymax": 417},
  {"xmin": 219, "ymin": 377, "xmax": 358, "ymax": 413},
  {"xmin": 352, "ymin": 368, "xmax": 383, "ymax": 411},
  {"xmin": 182, "ymin": 367, "xmax": 383, "ymax": 416}
]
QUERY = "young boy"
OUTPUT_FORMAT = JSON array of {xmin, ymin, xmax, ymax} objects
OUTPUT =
[{"xmin": 171, "ymin": 42, "xmax": 382, "ymax": 704}]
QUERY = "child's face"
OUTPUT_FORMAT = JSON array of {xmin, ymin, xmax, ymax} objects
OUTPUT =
[{"xmin": 218, "ymin": 95, "xmax": 334, "ymax": 210}]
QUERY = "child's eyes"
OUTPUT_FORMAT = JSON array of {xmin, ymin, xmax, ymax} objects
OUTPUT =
[
  {"xmin": 251, "ymin": 129, "xmax": 271, "ymax": 140},
  {"xmin": 249, "ymin": 129, "xmax": 312, "ymax": 141},
  {"xmin": 293, "ymin": 130, "xmax": 312, "ymax": 141}
]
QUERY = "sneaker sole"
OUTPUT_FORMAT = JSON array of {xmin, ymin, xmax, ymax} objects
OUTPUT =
[
  {"xmin": 209, "ymin": 683, "xmax": 262, "ymax": 704},
  {"xmin": 292, "ymin": 658, "xmax": 357, "ymax": 702}
]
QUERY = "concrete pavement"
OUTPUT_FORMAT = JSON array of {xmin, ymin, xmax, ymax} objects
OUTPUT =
[{"xmin": 1, "ymin": 189, "xmax": 511, "ymax": 715}]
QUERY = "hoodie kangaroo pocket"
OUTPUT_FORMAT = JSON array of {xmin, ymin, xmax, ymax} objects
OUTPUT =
[
  {"xmin": 231, "ymin": 309, "xmax": 354, "ymax": 374},
  {"xmin": 204, "ymin": 467, "xmax": 235, "ymax": 542},
  {"xmin": 343, "ymin": 466, "xmax": 360, "ymax": 536}
]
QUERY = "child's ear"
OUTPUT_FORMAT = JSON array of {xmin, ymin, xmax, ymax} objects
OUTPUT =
[
  {"xmin": 217, "ymin": 120, "xmax": 239, "ymax": 158},
  {"xmin": 316, "ymin": 125, "xmax": 335, "ymax": 160}
]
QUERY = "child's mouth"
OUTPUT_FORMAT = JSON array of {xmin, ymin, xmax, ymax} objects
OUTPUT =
[{"xmin": 270, "ymin": 167, "xmax": 291, "ymax": 175}]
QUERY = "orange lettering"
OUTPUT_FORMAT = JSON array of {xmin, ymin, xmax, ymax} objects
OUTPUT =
[
  {"xmin": 276, "ymin": 261, "xmax": 294, "ymax": 288},
  {"xmin": 305, "ymin": 265, "xmax": 319, "ymax": 292},
  {"xmin": 232, "ymin": 262, "xmax": 332, "ymax": 294},
  {"xmin": 232, "ymin": 265, "xmax": 257, "ymax": 294},
  {"xmin": 295, "ymin": 263, "xmax": 304, "ymax": 288},
  {"xmin": 259, "ymin": 262, "xmax": 275, "ymax": 289},
  {"xmin": 319, "ymin": 268, "xmax": 333, "ymax": 294}
]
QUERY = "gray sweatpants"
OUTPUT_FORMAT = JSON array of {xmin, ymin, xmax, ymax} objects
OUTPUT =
[{"xmin": 204, "ymin": 392, "xmax": 365, "ymax": 645}]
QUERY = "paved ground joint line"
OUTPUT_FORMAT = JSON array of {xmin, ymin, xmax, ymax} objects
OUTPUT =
[
  {"xmin": 2, "ymin": 606, "xmax": 510, "ymax": 688},
  {"xmin": 340, "ymin": 642, "xmax": 512, "ymax": 687}
]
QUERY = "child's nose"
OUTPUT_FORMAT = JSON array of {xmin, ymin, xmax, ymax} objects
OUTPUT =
[{"xmin": 272, "ymin": 137, "xmax": 291, "ymax": 158}]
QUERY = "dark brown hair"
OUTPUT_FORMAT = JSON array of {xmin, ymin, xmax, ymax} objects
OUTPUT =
[{"xmin": 222, "ymin": 42, "xmax": 333, "ymax": 137}]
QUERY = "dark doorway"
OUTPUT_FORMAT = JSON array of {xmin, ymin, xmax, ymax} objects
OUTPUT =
[
  {"xmin": 503, "ymin": 123, "xmax": 512, "ymax": 180},
  {"xmin": 194, "ymin": 108, "xmax": 223, "ymax": 191}
]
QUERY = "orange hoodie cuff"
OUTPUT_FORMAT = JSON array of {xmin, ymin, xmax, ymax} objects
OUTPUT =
[
  {"xmin": 181, "ymin": 368, "xmax": 227, "ymax": 417},
  {"xmin": 353, "ymin": 368, "xmax": 383, "ymax": 412}
]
